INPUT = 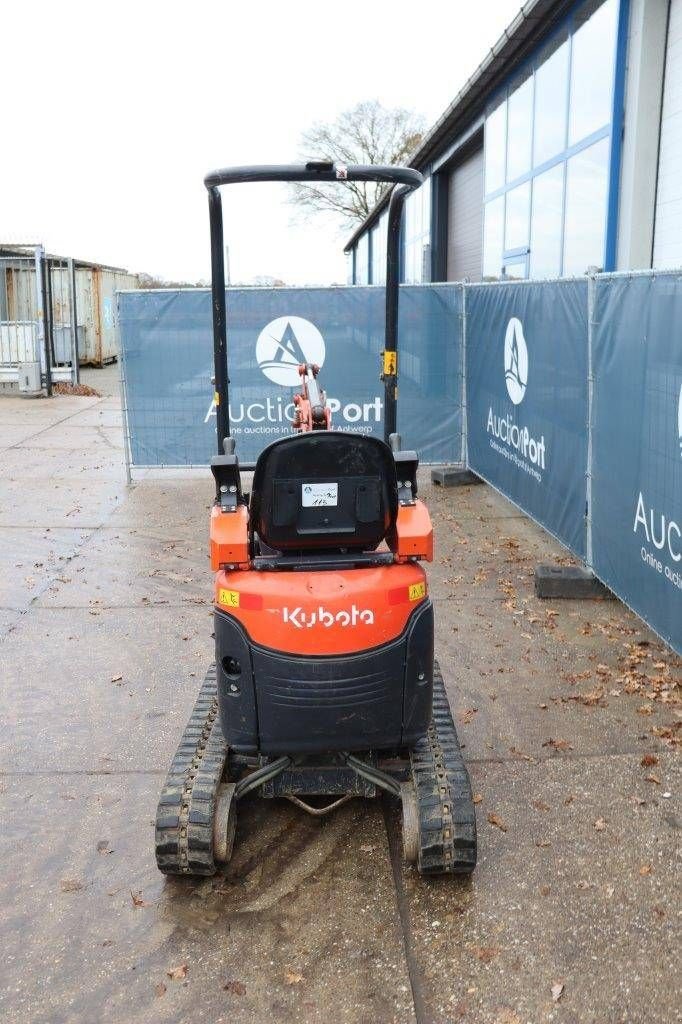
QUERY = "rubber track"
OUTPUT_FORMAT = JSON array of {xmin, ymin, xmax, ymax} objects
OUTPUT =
[
  {"xmin": 155, "ymin": 665, "xmax": 228, "ymax": 876},
  {"xmin": 409, "ymin": 661, "xmax": 477, "ymax": 874}
]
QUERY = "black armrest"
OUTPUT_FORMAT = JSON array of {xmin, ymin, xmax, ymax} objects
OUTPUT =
[
  {"xmin": 394, "ymin": 450, "xmax": 419, "ymax": 505},
  {"xmin": 210, "ymin": 454, "xmax": 243, "ymax": 511}
]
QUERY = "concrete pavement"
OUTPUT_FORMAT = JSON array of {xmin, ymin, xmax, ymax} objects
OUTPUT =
[{"xmin": 0, "ymin": 366, "xmax": 678, "ymax": 1024}]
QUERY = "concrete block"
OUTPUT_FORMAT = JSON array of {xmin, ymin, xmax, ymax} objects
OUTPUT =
[
  {"xmin": 431, "ymin": 466, "xmax": 482, "ymax": 487},
  {"xmin": 535, "ymin": 564, "xmax": 613, "ymax": 600}
]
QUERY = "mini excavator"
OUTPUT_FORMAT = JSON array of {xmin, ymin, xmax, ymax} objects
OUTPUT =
[{"xmin": 155, "ymin": 162, "xmax": 477, "ymax": 876}]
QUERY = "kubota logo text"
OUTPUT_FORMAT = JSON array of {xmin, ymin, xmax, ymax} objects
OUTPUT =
[
  {"xmin": 256, "ymin": 316, "xmax": 325, "ymax": 386},
  {"xmin": 282, "ymin": 605, "xmax": 375, "ymax": 628}
]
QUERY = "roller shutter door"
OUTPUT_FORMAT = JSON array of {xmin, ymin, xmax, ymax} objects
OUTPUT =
[
  {"xmin": 446, "ymin": 147, "xmax": 484, "ymax": 281},
  {"xmin": 653, "ymin": 0, "xmax": 682, "ymax": 267}
]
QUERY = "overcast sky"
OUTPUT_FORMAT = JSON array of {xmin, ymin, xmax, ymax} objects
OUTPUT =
[{"xmin": 3, "ymin": 0, "xmax": 522, "ymax": 285}]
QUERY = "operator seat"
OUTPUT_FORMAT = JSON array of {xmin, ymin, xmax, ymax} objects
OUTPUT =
[{"xmin": 249, "ymin": 431, "xmax": 398, "ymax": 553}]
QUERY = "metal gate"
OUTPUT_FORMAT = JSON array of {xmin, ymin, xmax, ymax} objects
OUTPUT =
[{"xmin": 0, "ymin": 245, "xmax": 80, "ymax": 392}]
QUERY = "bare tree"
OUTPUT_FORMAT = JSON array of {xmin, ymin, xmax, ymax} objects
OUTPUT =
[{"xmin": 290, "ymin": 100, "xmax": 426, "ymax": 227}]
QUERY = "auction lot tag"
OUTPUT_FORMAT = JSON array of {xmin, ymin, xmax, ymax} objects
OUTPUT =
[{"xmin": 302, "ymin": 482, "xmax": 338, "ymax": 507}]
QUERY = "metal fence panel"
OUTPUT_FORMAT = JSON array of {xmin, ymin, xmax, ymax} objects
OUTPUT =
[
  {"xmin": 591, "ymin": 273, "xmax": 682, "ymax": 653},
  {"xmin": 465, "ymin": 280, "xmax": 589, "ymax": 558},
  {"xmin": 118, "ymin": 285, "xmax": 463, "ymax": 465}
]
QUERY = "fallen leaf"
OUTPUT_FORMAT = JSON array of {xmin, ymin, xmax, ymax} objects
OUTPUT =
[
  {"xmin": 131, "ymin": 890, "xmax": 151, "ymax": 908},
  {"xmin": 494, "ymin": 1010, "xmax": 522, "ymax": 1024},
  {"xmin": 154, "ymin": 982, "xmax": 166, "ymax": 998},
  {"xmin": 487, "ymin": 813, "xmax": 507, "ymax": 832},
  {"xmin": 540, "ymin": 884, "xmax": 551, "ymax": 896},
  {"xmin": 472, "ymin": 945, "xmax": 501, "ymax": 963},
  {"xmin": 359, "ymin": 844, "xmax": 375, "ymax": 854},
  {"xmin": 637, "ymin": 704, "xmax": 654, "ymax": 716},
  {"xmin": 60, "ymin": 879, "xmax": 83, "ymax": 893},
  {"xmin": 639, "ymin": 864, "xmax": 652, "ymax": 876},
  {"xmin": 645, "ymin": 773, "xmax": 661, "ymax": 785},
  {"xmin": 111, "ymin": 674, "xmax": 123, "ymax": 683},
  {"xmin": 459, "ymin": 707, "xmax": 478, "ymax": 725},
  {"xmin": 551, "ymin": 982, "xmax": 565, "ymax": 1002},
  {"xmin": 542, "ymin": 737, "xmax": 573, "ymax": 752},
  {"xmin": 593, "ymin": 818, "xmax": 607, "ymax": 831},
  {"xmin": 284, "ymin": 970, "xmax": 304, "ymax": 985},
  {"xmin": 472, "ymin": 793, "xmax": 483, "ymax": 804},
  {"xmin": 534, "ymin": 838, "xmax": 551, "ymax": 848},
  {"xmin": 96, "ymin": 840, "xmax": 113, "ymax": 855},
  {"xmin": 223, "ymin": 980, "xmax": 246, "ymax": 995},
  {"xmin": 167, "ymin": 964, "xmax": 188, "ymax": 981},
  {"xmin": 640, "ymin": 754, "xmax": 659, "ymax": 767},
  {"xmin": 532, "ymin": 800, "xmax": 550, "ymax": 812}
]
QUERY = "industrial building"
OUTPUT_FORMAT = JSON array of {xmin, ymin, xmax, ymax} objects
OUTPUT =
[{"xmin": 346, "ymin": 0, "xmax": 680, "ymax": 282}]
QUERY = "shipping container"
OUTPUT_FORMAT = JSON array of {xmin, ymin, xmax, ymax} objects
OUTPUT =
[{"xmin": 0, "ymin": 245, "xmax": 139, "ymax": 370}]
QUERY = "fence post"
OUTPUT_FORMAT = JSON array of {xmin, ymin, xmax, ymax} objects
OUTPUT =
[
  {"xmin": 460, "ymin": 282, "xmax": 468, "ymax": 466},
  {"xmin": 585, "ymin": 270, "xmax": 597, "ymax": 571},
  {"xmin": 116, "ymin": 295, "xmax": 133, "ymax": 487},
  {"xmin": 67, "ymin": 258, "xmax": 80, "ymax": 385},
  {"xmin": 33, "ymin": 245, "xmax": 52, "ymax": 396}
]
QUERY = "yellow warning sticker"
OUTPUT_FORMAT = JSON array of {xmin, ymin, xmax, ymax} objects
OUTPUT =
[
  {"xmin": 382, "ymin": 350, "xmax": 397, "ymax": 375},
  {"xmin": 408, "ymin": 581, "xmax": 426, "ymax": 602},
  {"xmin": 218, "ymin": 588, "xmax": 239, "ymax": 607},
  {"xmin": 214, "ymin": 391, "xmax": 220, "ymax": 406}
]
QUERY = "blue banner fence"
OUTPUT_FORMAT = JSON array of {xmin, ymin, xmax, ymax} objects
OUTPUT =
[{"xmin": 118, "ymin": 271, "xmax": 682, "ymax": 653}]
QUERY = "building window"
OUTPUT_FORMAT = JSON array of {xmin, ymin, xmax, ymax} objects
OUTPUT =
[
  {"xmin": 371, "ymin": 214, "xmax": 388, "ymax": 285},
  {"xmin": 485, "ymin": 96, "xmax": 507, "ymax": 193},
  {"xmin": 403, "ymin": 180, "xmax": 431, "ymax": 283},
  {"xmin": 563, "ymin": 135, "xmax": 610, "ymax": 274},
  {"xmin": 482, "ymin": 0, "xmax": 618, "ymax": 279},
  {"xmin": 533, "ymin": 33, "xmax": 570, "ymax": 168},
  {"xmin": 355, "ymin": 233, "xmax": 369, "ymax": 285},
  {"xmin": 529, "ymin": 162, "xmax": 564, "ymax": 277},
  {"xmin": 568, "ymin": 0, "xmax": 618, "ymax": 145},
  {"xmin": 506, "ymin": 69, "xmax": 534, "ymax": 183}
]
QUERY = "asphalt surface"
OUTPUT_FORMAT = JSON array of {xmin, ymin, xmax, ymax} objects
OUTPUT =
[{"xmin": 0, "ymin": 365, "xmax": 679, "ymax": 1024}]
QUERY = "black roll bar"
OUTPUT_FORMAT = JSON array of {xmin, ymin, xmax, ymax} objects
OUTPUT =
[{"xmin": 204, "ymin": 161, "xmax": 423, "ymax": 451}]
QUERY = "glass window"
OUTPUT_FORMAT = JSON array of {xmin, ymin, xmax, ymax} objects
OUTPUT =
[
  {"xmin": 569, "ymin": 0, "xmax": 618, "ymax": 145},
  {"xmin": 371, "ymin": 215, "xmax": 387, "ymax": 285},
  {"xmin": 529, "ymin": 163, "xmax": 564, "ymax": 277},
  {"xmin": 355, "ymin": 234, "xmax": 369, "ymax": 285},
  {"xmin": 533, "ymin": 35, "xmax": 569, "ymax": 167},
  {"xmin": 403, "ymin": 181, "xmax": 431, "ymax": 283},
  {"xmin": 502, "ymin": 260, "xmax": 527, "ymax": 280},
  {"xmin": 483, "ymin": 195, "xmax": 505, "ymax": 279},
  {"xmin": 484, "ymin": 97, "xmax": 507, "ymax": 194},
  {"xmin": 563, "ymin": 136, "xmax": 609, "ymax": 274},
  {"xmin": 506, "ymin": 71, "xmax": 534, "ymax": 183},
  {"xmin": 504, "ymin": 181, "xmax": 531, "ymax": 251}
]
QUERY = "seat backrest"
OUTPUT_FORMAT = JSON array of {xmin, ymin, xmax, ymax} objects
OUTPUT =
[{"xmin": 250, "ymin": 431, "xmax": 398, "ymax": 552}]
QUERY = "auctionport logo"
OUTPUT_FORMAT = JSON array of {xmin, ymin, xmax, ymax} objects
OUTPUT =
[
  {"xmin": 633, "ymin": 382, "xmax": 682, "ymax": 592},
  {"xmin": 486, "ymin": 315, "xmax": 546, "ymax": 481},
  {"xmin": 504, "ymin": 317, "xmax": 528, "ymax": 405},
  {"xmin": 255, "ymin": 316, "xmax": 325, "ymax": 386},
  {"xmin": 204, "ymin": 314, "xmax": 382, "ymax": 432}
]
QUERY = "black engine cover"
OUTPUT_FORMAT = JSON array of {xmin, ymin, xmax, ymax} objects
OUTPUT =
[{"xmin": 214, "ymin": 601, "xmax": 433, "ymax": 755}]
